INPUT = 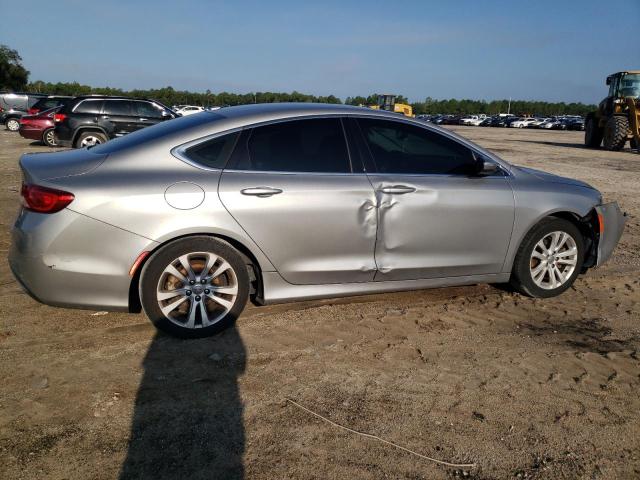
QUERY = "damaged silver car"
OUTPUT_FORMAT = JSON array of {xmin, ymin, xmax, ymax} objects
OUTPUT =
[{"xmin": 9, "ymin": 103, "xmax": 626, "ymax": 337}]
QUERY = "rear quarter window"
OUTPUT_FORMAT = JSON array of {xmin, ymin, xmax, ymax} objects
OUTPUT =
[{"xmin": 182, "ymin": 132, "xmax": 240, "ymax": 169}]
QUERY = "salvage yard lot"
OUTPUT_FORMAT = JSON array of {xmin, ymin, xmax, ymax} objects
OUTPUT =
[{"xmin": 1, "ymin": 126, "xmax": 639, "ymax": 479}]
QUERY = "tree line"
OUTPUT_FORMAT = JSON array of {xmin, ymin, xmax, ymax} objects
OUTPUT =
[{"xmin": 2, "ymin": 44, "xmax": 596, "ymax": 116}]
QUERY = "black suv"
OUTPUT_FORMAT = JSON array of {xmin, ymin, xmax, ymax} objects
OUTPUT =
[
  {"xmin": 54, "ymin": 96, "xmax": 177, "ymax": 148},
  {"xmin": 0, "ymin": 92, "xmax": 46, "ymax": 131}
]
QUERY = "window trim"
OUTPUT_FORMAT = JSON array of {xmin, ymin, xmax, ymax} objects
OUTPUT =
[{"xmin": 72, "ymin": 99, "xmax": 104, "ymax": 114}]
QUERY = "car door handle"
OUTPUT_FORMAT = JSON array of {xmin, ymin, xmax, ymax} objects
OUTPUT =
[
  {"xmin": 101, "ymin": 116, "xmax": 110, "ymax": 120},
  {"xmin": 139, "ymin": 118, "xmax": 148, "ymax": 121},
  {"xmin": 240, "ymin": 187, "xmax": 283, "ymax": 197},
  {"xmin": 378, "ymin": 185, "xmax": 416, "ymax": 194}
]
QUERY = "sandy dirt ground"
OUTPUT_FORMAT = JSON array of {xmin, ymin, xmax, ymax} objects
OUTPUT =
[{"xmin": 1, "ymin": 125, "xmax": 639, "ymax": 480}]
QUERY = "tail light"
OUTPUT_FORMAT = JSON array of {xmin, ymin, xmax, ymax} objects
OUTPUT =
[
  {"xmin": 21, "ymin": 183, "xmax": 75, "ymax": 213},
  {"xmin": 54, "ymin": 113, "xmax": 67, "ymax": 123},
  {"xmin": 28, "ymin": 108, "xmax": 39, "ymax": 115}
]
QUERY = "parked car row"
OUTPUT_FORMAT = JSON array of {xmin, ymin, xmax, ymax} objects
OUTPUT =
[
  {"xmin": 417, "ymin": 114, "xmax": 585, "ymax": 131},
  {"xmin": 1, "ymin": 92, "xmax": 190, "ymax": 148}
]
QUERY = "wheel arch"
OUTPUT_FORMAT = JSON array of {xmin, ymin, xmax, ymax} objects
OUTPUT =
[
  {"xmin": 505, "ymin": 209, "xmax": 599, "ymax": 274},
  {"xmin": 128, "ymin": 232, "xmax": 265, "ymax": 313}
]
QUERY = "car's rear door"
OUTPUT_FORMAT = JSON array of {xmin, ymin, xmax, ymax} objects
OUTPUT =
[
  {"xmin": 354, "ymin": 116, "xmax": 515, "ymax": 281},
  {"xmin": 218, "ymin": 117, "xmax": 378, "ymax": 285}
]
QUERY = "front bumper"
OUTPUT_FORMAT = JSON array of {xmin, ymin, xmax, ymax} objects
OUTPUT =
[
  {"xmin": 595, "ymin": 201, "xmax": 627, "ymax": 266},
  {"xmin": 9, "ymin": 207, "xmax": 157, "ymax": 311}
]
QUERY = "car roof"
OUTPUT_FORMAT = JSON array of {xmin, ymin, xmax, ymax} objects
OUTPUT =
[{"xmin": 216, "ymin": 102, "xmax": 403, "ymax": 123}]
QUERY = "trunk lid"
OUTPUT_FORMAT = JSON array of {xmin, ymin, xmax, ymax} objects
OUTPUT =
[{"xmin": 19, "ymin": 149, "xmax": 108, "ymax": 183}]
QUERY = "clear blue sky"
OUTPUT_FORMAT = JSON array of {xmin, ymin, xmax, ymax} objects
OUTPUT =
[{"xmin": 2, "ymin": 0, "xmax": 639, "ymax": 103}]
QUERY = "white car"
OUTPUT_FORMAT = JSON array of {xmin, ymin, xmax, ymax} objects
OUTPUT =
[
  {"xmin": 510, "ymin": 118, "xmax": 538, "ymax": 128},
  {"xmin": 460, "ymin": 115, "xmax": 484, "ymax": 126},
  {"xmin": 175, "ymin": 105, "xmax": 205, "ymax": 116}
]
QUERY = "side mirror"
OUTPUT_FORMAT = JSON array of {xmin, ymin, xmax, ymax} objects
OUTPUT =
[
  {"xmin": 161, "ymin": 110, "xmax": 173, "ymax": 119},
  {"xmin": 474, "ymin": 154, "xmax": 500, "ymax": 176}
]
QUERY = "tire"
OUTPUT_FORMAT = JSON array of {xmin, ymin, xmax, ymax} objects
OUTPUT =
[
  {"xmin": 139, "ymin": 236, "xmax": 250, "ymax": 338},
  {"xmin": 603, "ymin": 115, "xmax": 629, "ymax": 151},
  {"xmin": 584, "ymin": 116, "xmax": 603, "ymax": 148},
  {"xmin": 510, "ymin": 218, "xmax": 584, "ymax": 298},
  {"xmin": 74, "ymin": 131, "xmax": 108, "ymax": 148},
  {"xmin": 6, "ymin": 118, "xmax": 20, "ymax": 131},
  {"xmin": 42, "ymin": 128, "xmax": 56, "ymax": 147}
]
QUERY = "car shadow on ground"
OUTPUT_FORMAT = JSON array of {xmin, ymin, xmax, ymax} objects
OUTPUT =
[{"xmin": 119, "ymin": 327, "xmax": 246, "ymax": 479}]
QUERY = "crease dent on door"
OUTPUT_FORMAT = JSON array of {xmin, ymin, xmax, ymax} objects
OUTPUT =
[{"xmin": 375, "ymin": 184, "xmax": 439, "ymax": 273}]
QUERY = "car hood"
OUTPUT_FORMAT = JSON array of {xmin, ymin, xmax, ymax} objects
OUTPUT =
[{"xmin": 515, "ymin": 166, "xmax": 596, "ymax": 190}]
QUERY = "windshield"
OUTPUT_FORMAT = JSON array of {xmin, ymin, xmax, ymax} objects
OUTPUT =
[{"xmin": 620, "ymin": 73, "xmax": 640, "ymax": 97}]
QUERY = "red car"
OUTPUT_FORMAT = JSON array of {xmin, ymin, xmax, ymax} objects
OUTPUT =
[{"xmin": 19, "ymin": 107, "xmax": 60, "ymax": 147}]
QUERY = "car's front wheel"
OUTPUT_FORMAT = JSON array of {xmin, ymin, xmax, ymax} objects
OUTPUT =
[
  {"xmin": 510, "ymin": 218, "xmax": 584, "ymax": 298},
  {"xmin": 139, "ymin": 236, "xmax": 250, "ymax": 338},
  {"xmin": 6, "ymin": 118, "xmax": 20, "ymax": 131}
]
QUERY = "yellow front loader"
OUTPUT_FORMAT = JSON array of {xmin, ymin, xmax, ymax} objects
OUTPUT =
[
  {"xmin": 368, "ymin": 94, "xmax": 414, "ymax": 117},
  {"xmin": 585, "ymin": 71, "xmax": 640, "ymax": 151}
]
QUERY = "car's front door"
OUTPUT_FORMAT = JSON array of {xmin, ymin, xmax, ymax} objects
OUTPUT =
[
  {"xmin": 354, "ymin": 117, "xmax": 515, "ymax": 281},
  {"xmin": 100, "ymin": 100, "xmax": 136, "ymax": 137},
  {"xmin": 218, "ymin": 117, "xmax": 378, "ymax": 285},
  {"xmin": 132, "ymin": 101, "xmax": 166, "ymax": 131}
]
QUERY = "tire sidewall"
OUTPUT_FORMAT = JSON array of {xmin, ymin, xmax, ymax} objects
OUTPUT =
[
  {"xmin": 139, "ymin": 236, "xmax": 250, "ymax": 338},
  {"xmin": 512, "ymin": 218, "xmax": 585, "ymax": 298}
]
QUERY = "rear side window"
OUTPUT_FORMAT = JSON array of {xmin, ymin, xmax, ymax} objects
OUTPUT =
[
  {"xmin": 357, "ymin": 118, "xmax": 475, "ymax": 175},
  {"xmin": 237, "ymin": 118, "xmax": 350, "ymax": 173},
  {"xmin": 74, "ymin": 100, "xmax": 103, "ymax": 114},
  {"xmin": 184, "ymin": 132, "xmax": 240, "ymax": 169},
  {"xmin": 103, "ymin": 100, "xmax": 133, "ymax": 116}
]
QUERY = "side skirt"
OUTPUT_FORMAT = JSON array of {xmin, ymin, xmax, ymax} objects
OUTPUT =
[{"xmin": 259, "ymin": 271, "xmax": 511, "ymax": 305}]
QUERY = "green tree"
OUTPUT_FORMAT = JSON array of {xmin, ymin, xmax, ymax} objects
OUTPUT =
[{"xmin": 0, "ymin": 45, "xmax": 30, "ymax": 90}]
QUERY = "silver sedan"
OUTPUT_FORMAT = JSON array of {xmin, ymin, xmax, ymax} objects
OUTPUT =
[{"xmin": 9, "ymin": 103, "xmax": 626, "ymax": 337}]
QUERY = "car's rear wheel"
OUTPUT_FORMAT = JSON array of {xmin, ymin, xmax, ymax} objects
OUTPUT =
[
  {"xmin": 139, "ymin": 236, "xmax": 250, "ymax": 338},
  {"xmin": 75, "ymin": 131, "xmax": 107, "ymax": 148},
  {"xmin": 510, "ymin": 218, "xmax": 584, "ymax": 298},
  {"xmin": 6, "ymin": 118, "xmax": 20, "ymax": 131},
  {"xmin": 42, "ymin": 128, "xmax": 56, "ymax": 147}
]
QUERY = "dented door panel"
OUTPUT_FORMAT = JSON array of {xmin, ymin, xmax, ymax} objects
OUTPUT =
[
  {"xmin": 219, "ymin": 172, "xmax": 378, "ymax": 284},
  {"xmin": 369, "ymin": 174, "xmax": 515, "ymax": 281}
]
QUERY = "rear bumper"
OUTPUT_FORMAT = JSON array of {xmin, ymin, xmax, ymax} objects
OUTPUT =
[
  {"xmin": 595, "ymin": 201, "xmax": 627, "ymax": 266},
  {"xmin": 9, "ymin": 207, "xmax": 158, "ymax": 311},
  {"xmin": 18, "ymin": 126, "xmax": 44, "ymax": 141}
]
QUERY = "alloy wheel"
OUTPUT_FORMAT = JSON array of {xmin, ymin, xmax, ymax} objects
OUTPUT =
[
  {"xmin": 156, "ymin": 251, "xmax": 239, "ymax": 329},
  {"xmin": 80, "ymin": 135, "xmax": 102, "ymax": 147},
  {"xmin": 529, "ymin": 231, "xmax": 578, "ymax": 289},
  {"xmin": 7, "ymin": 119, "xmax": 19, "ymax": 131}
]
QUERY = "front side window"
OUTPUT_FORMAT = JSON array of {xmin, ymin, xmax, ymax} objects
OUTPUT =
[
  {"xmin": 74, "ymin": 100, "xmax": 103, "ymax": 114},
  {"xmin": 103, "ymin": 100, "xmax": 133, "ymax": 116},
  {"xmin": 135, "ymin": 101, "xmax": 163, "ymax": 118},
  {"xmin": 238, "ymin": 118, "xmax": 351, "ymax": 173},
  {"xmin": 183, "ymin": 132, "xmax": 240, "ymax": 169},
  {"xmin": 357, "ymin": 118, "xmax": 475, "ymax": 175}
]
